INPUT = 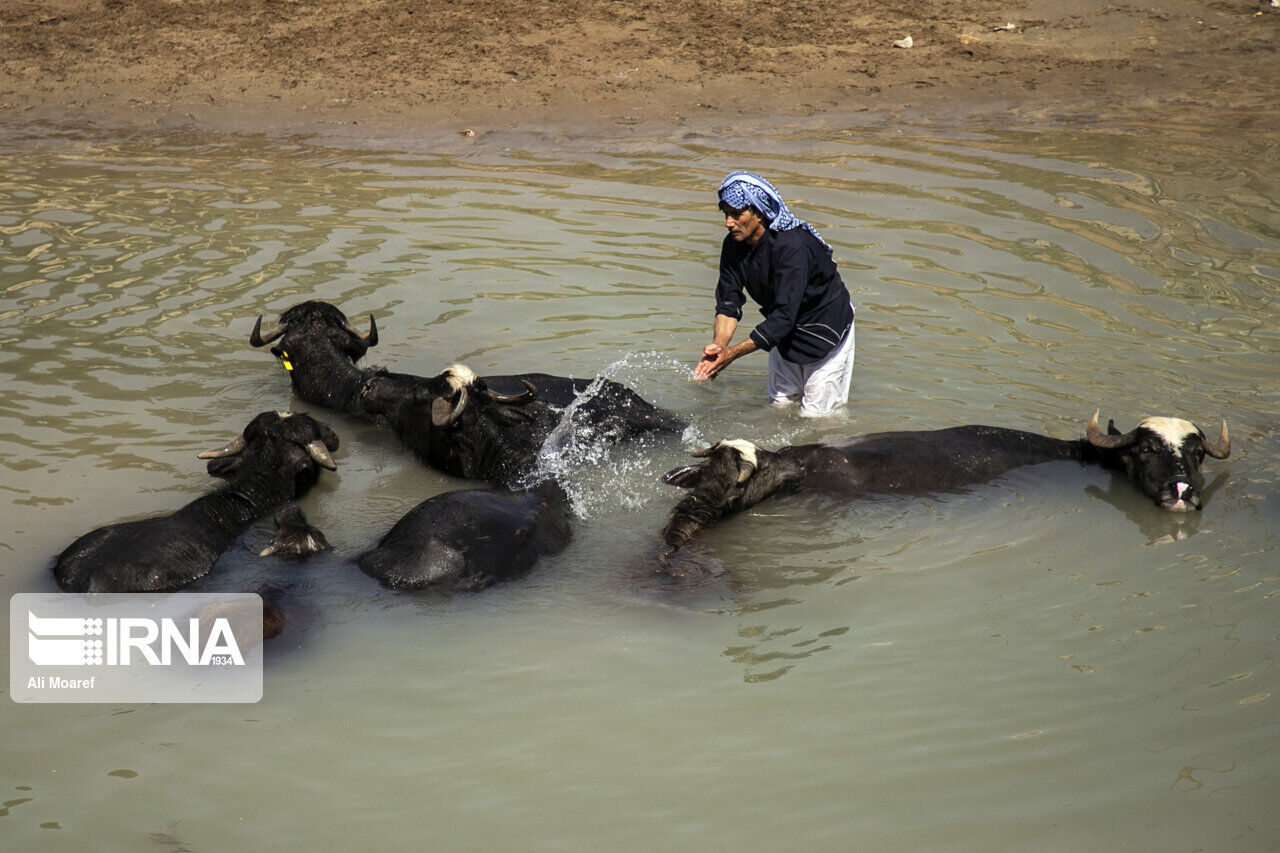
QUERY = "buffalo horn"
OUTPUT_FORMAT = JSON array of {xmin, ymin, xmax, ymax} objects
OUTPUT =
[
  {"xmin": 688, "ymin": 442, "xmax": 756, "ymax": 484},
  {"xmin": 1203, "ymin": 420, "xmax": 1231, "ymax": 459},
  {"xmin": 249, "ymin": 316, "xmax": 285, "ymax": 348},
  {"xmin": 661, "ymin": 464, "xmax": 702, "ymax": 488},
  {"xmin": 346, "ymin": 314, "xmax": 378, "ymax": 347},
  {"xmin": 198, "ymin": 435, "xmax": 247, "ymax": 459},
  {"xmin": 305, "ymin": 439, "xmax": 338, "ymax": 470},
  {"xmin": 431, "ymin": 387, "xmax": 469, "ymax": 427},
  {"xmin": 1086, "ymin": 410, "xmax": 1137, "ymax": 450},
  {"xmin": 485, "ymin": 379, "xmax": 538, "ymax": 405}
]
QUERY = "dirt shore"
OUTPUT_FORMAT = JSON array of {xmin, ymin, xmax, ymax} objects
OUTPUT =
[{"xmin": 1, "ymin": 0, "xmax": 1277, "ymax": 142}]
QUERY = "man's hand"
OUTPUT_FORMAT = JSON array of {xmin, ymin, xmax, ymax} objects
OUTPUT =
[
  {"xmin": 694, "ymin": 343, "xmax": 729, "ymax": 381},
  {"xmin": 694, "ymin": 314, "xmax": 753, "ymax": 381}
]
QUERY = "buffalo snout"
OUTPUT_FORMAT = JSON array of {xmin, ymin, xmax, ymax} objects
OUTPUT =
[{"xmin": 1155, "ymin": 480, "xmax": 1203, "ymax": 512}]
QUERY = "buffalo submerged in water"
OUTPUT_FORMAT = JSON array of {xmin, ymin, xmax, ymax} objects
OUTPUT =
[
  {"xmin": 53, "ymin": 411, "xmax": 340, "ymax": 593},
  {"xmin": 660, "ymin": 413, "xmax": 1230, "ymax": 553},
  {"xmin": 357, "ymin": 480, "xmax": 572, "ymax": 593}
]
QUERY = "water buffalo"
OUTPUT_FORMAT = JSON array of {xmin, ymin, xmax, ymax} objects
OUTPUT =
[
  {"xmin": 660, "ymin": 413, "xmax": 1231, "ymax": 551},
  {"xmin": 357, "ymin": 480, "xmax": 572, "ymax": 592},
  {"xmin": 660, "ymin": 426, "xmax": 1088, "ymax": 551},
  {"xmin": 248, "ymin": 300, "xmax": 684, "ymax": 487},
  {"xmin": 53, "ymin": 411, "xmax": 340, "ymax": 593}
]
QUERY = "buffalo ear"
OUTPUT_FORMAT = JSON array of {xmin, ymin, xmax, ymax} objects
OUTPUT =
[
  {"xmin": 662, "ymin": 465, "xmax": 704, "ymax": 489},
  {"xmin": 206, "ymin": 455, "xmax": 243, "ymax": 478},
  {"xmin": 431, "ymin": 396, "xmax": 454, "ymax": 427},
  {"xmin": 325, "ymin": 326, "xmax": 369, "ymax": 361},
  {"xmin": 431, "ymin": 390, "xmax": 470, "ymax": 428},
  {"xmin": 317, "ymin": 421, "xmax": 341, "ymax": 452}
]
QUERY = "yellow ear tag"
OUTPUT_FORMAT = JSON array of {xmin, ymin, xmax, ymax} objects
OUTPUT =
[{"xmin": 280, "ymin": 350, "xmax": 294, "ymax": 372}]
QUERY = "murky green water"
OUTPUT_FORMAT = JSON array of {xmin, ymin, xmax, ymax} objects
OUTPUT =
[{"xmin": 1, "ymin": 122, "xmax": 1278, "ymax": 850}]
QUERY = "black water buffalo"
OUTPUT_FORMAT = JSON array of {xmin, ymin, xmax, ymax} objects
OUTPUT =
[
  {"xmin": 660, "ymin": 413, "xmax": 1231, "ymax": 550},
  {"xmin": 660, "ymin": 426, "xmax": 1088, "ymax": 551},
  {"xmin": 248, "ymin": 300, "xmax": 684, "ymax": 487},
  {"xmin": 54, "ymin": 411, "xmax": 340, "ymax": 592},
  {"xmin": 357, "ymin": 480, "xmax": 572, "ymax": 591}
]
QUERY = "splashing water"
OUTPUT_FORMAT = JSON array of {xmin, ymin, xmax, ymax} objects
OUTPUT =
[
  {"xmin": 537, "ymin": 372, "xmax": 616, "ymax": 477},
  {"xmin": 526, "ymin": 351, "xmax": 694, "ymax": 519},
  {"xmin": 522, "ymin": 350, "xmax": 822, "ymax": 519}
]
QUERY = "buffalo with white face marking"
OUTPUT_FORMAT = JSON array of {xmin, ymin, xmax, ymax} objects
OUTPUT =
[
  {"xmin": 1085, "ymin": 411, "xmax": 1230, "ymax": 512},
  {"xmin": 420, "ymin": 364, "xmax": 561, "ymax": 487}
]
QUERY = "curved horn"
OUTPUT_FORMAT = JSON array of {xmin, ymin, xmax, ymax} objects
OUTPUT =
[
  {"xmin": 346, "ymin": 314, "xmax": 378, "ymax": 347},
  {"xmin": 431, "ymin": 386, "xmax": 469, "ymax": 427},
  {"xmin": 687, "ymin": 441, "xmax": 757, "ymax": 483},
  {"xmin": 198, "ymin": 434, "xmax": 247, "ymax": 459},
  {"xmin": 305, "ymin": 439, "xmax": 338, "ymax": 470},
  {"xmin": 249, "ymin": 316, "xmax": 285, "ymax": 348},
  {"xmin": 1086, "ymin": 410, "xmax": 1138, "ymax": 450},
  {"xmin": 485, "ymin": 379, "xmax": 538, "ymax": 405},
  {"xmin": 1203, "ymin": 419, "xmax": 1231, "ymax": 459}
]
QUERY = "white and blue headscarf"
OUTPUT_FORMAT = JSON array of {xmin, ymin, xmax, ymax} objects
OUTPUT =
[{"xmin": 718, "ymin": 171, "xmax": 831, "ymax": 252}]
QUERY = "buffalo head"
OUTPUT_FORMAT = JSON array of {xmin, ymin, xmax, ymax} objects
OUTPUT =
[
  {"xmin": 249, "ymin": 301, "xmax": 378, "ymax": 409},
  {"xmin": 660, "ymin": 440, "xmax": 804, "ymax": 551},
  {"xmin": 415, "ymin": 365, "xmax": 543, "ymax": 486},
  {"xmin": 428, "ymin": 365, "xmax": 538, "ymax": 428},
  {"xmin": 1086, "ymin": 410, "xmax": 1230, "ymax": 512},
  {"xmin": 250, "ymin": 300, "xmax": 377, "ymax": 360},
  {"xmin": 199, "ymin": 410, "xmax": 340, "ymax": 493}
]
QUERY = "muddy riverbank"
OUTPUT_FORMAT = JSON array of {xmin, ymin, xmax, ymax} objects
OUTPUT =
[{"xmin": 2, "ymin": 0, "xmax": 1278, "ymax": 143}]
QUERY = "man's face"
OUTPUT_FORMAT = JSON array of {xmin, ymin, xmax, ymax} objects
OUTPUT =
[{"xmin": 721, "ymin": 203, "xmax": 766, "ymax": 245}]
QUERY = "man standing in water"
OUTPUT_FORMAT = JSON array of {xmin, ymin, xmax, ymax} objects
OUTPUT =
[{"xmin": 693, "ymin": 171, "xmax": 856, "ymax": 417}]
